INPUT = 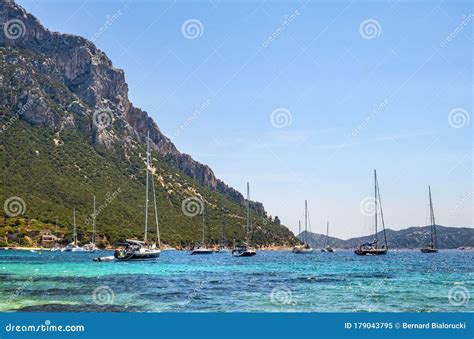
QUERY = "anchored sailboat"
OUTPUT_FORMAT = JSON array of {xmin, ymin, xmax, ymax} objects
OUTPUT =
[
  {"xmin": 216, "ymin": 204, "xmax": 231, "ymax": 253},
  {"xmin": 106, "ymin": 132, "xmax": 160, "ymax": 261},
  {"xmin": 62, "ymin": 208, "xmax": 84, "ymax": 252},
  {"xmin": 355, "ymin": 170, "xmax": 388, "ymax": 255},
  {"xmin": 421, "ymin": 186, "xmax": 438, "ymax": 253},
  {"xmin": 321, "ymin": 221, "xmax": 334, "ymax": 252},
  {"xmin": 84, "ymin": 196, "xmax": 99, "ymax": 253},
  {"xmin": 232, "ymin": 182, "xmax": 257, "ymax": 257},
  {"xmin": 293, "ymin": 200, "xmax": 314, "ymax": 254},
  {"xmin": 191, "ymin": 200, "xmax": 213, "ymax": 255}
]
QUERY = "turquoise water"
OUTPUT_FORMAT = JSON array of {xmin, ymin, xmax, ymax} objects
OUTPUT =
[{"xmin": 0, "ymin": 250, "xmax": 472, "ymax": 312}]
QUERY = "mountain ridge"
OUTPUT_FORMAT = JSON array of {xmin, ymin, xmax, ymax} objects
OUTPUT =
[
  {"xmin": 300, "ymin": 225, "xmax": 474, "ymax": 249},
  {"xmin": 0, "ymin": 0, "xmax": 265, "ymax": 214}
]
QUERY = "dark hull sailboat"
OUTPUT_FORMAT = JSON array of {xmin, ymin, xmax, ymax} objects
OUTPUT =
[
  {"xmin": 232, "ymin": 182, "xmax": 257, "ymax": 257},
  {"xmin": 190, "ymin": 199, "xmax": 213, "ymax": 255},
  {"xmin": 420, "ymin": 186, "xmax": 438, "ymax": 254},
  {"xmin": 355, "ymin": 170, "xmax": 388, "ymax": 256},
  {"xmin": 355, "ymin": 246, "xmax": 387, "ymax": 255},
  {"xmin": 232, "ymin": 246, "xmax": 256, "ymax": 257},
  {"xmin": 321, "ymin": 221, "xmax": 334, "ymax": 252},
  {"xmin": 420, "ymin": 247, "xmax": 438, "ymax": 253}
]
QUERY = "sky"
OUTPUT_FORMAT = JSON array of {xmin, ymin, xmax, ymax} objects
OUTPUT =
[{"xmin": 17, "ymin": 0, "xmax": 472, "ymax": 239}]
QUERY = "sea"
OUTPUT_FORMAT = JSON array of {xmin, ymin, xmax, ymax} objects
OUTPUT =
[{"xmin": 0, "ymin": 249, "xmax": 472, "ymax": 312}]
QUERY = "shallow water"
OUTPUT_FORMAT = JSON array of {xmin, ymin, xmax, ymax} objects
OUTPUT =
[{"xmin": 0, "ymin": 249, "xmax": 472, "ymax": 312}]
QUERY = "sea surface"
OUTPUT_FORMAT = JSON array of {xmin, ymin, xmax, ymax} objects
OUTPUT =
[{"xmin": 0, "ymin": 249, "xmax": 472, "ymax": 312}]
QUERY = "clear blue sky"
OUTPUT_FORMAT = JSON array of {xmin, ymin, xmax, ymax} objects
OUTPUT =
[{"xmin": 17, "ymin": 0, "xmax": 472, "ymax": 239}]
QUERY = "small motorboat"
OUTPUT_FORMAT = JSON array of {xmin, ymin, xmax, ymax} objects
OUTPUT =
[{"xmin": 93, "ymin": 255, "xmax": 116, "ymax": 262}]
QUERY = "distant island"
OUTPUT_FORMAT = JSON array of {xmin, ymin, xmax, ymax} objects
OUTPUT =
[{"xmin": 300, "ymin": 225, "xmax": 474, "ymax": 249}]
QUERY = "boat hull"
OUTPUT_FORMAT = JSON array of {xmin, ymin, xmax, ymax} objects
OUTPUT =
[
  {"xmin": 190, "ymin": 249, "xmax": 213, "ymax": 255},
  {"xmin": 321, "ymin": 247, "xmax": 334, "ymax": 253},
  {"xmin": 354, "ymin": 248, "xmax": 387, "ymax": 255},
  {"xmin": 292, "ymin": 248, "xmax": 313, "ymax": 254},
  {"xmin": 421, "ymin": 248, "xmax": 438, "ymax": 253},
  {"xmin": 232, "ymin": 248, "xmax": 256, "ymax": 257},
  {"xmin": 114, "ymin": 249, "xmax": 160, "ymax": 261}
]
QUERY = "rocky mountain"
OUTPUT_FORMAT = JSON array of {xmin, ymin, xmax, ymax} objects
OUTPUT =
[
  {"xmin": 300, "ymin": 225, "xmax": 474, "ymax": 249},
  {"xmin": 0, "ymin": 0, "xmax": 265, "ymax": 214},
  {"xmin": 0, "ymin": 0, "xmax": 296, "ymax": 247}
]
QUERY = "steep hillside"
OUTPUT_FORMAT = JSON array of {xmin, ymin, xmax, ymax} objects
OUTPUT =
[{"xmin": 0, "ymin": 1, "xmax": 297, "ymax": 247}]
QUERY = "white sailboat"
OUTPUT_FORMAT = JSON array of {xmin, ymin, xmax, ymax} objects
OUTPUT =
[
  {"xmin": 62, "ymin": 209, "xmax": 84, "ymax": 252},
  {"xmin": 101, "ymin": 132, "xmax": 160, "ymax": 261},
  {"xmin": 191, "ymin": 200, "xmax": 213, "ymax": 255},
  {"xmin": 84, "ymin": 196, "xmax": 99, "ymax": 253},
  {"xmin": 293, "ymin": 200, "xmax": 313, "ymax": 254},
  {"xmin": 232, "ymin": 182, "xmax": 257, "ymax": 257}
]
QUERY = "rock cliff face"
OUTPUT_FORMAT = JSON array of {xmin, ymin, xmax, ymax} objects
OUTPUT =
[{"xmin": 0, "ymin": 0, "xmax": 266, "ymax": 215}]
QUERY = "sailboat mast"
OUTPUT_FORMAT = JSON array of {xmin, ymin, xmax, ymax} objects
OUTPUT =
[
  {"xmin": 144, "ymin": 132, "xmax": 150, "ymax": 242},
  {"xmin": 73, "ymin": 208, "xmax": 76, "ymax": 245},
  {"xmin": 201, "ymin": 201, "xmax": 206, "ymax": 245},
  {"xmin": 304, "ymin": 200, "xmax": 308, "ymax": 244},
  {"xmin": 92, "ymin": 195, "xmax": 96, "ymax": 244},
  {"xmin": 429, "ymin": 186, "xmax": 437, "ymax": 248},
  {"xmin": 151, "ymin": 174, "xmax": 161, "ymax": 247},
  {"xmin": 298, "ymin": 220, "xmax": 301, "ymax": 241},
  {"xmin": 246, "ymin": 182, "xmax": 251, "ymax": 244},
  {"xmin": 326, "ymin": 221, "xmax": 329, "ymax": 247},
  {"xmin": 374, "ymin": 170, "xmax": 378, "ymax": 247}
]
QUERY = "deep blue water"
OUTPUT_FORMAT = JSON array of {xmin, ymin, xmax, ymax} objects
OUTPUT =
[{"xmin": 0, "ymin": 249, "xmax": 472, "ymax": 312}]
